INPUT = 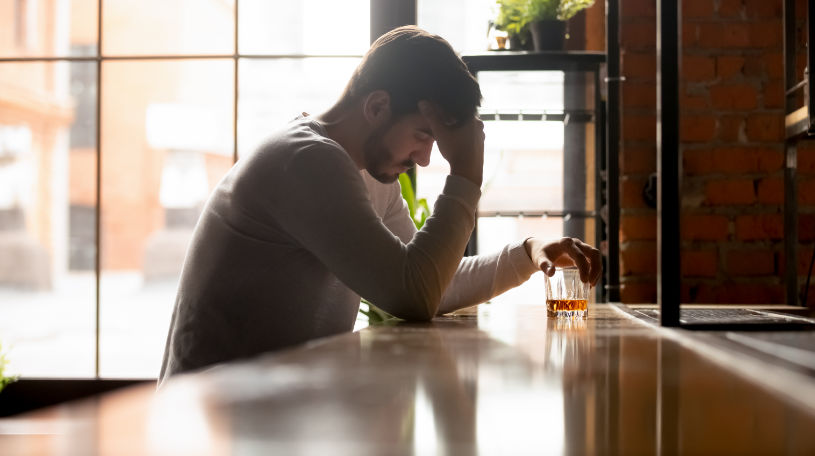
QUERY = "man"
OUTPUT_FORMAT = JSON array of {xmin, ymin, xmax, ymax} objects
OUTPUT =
[{"xmin": 159, "ymin": 26, "xmax": 601, "ymax": 384}]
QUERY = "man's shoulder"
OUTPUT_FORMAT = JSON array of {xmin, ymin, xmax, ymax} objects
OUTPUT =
[{"xmin": 257, "ymin": 117, "xmax": 342, "ymax": 157}]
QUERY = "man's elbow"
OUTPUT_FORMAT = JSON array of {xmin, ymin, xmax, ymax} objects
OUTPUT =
[{"xmin": 384, "ymin": 298, "xmax": 438, "ymax": 322}]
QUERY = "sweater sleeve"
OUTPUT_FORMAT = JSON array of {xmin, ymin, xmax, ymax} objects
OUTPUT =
[
  {"xmin": 380, "ymin": 179, "xmax": 540, "ymax": 315},
  {"xmin": 271, "ymin": 144, "xmax": 480, "ymax": 320},
  {"xmin": 437, "ymin": 240, "xmax": 539, "ymax": 315}
]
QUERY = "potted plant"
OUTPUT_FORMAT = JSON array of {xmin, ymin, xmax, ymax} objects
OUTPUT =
[
  {"xmin": 525, "ymin": 0, "xmax": 595, "ymax": 51},
  {"xmin": 494, "ymin": 0, "xmax": 533, "ymax": 50}
]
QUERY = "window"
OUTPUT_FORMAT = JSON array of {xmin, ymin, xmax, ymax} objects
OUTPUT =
[{"xmin": 0, "ymin": 0, "xmax": 370, "ymax": 378}]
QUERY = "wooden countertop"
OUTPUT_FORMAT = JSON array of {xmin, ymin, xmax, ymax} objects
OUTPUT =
[{"xmin": 2, "ymin": 303, "xmax": 815, "ymax": 455}]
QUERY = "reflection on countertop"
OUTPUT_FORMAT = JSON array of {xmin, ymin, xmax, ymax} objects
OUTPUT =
[{"xmin": 1, "ymin": 303, "xmax": 815, "ymax": 455}]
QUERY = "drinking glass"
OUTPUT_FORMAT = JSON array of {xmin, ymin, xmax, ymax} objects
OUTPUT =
[{"xmin": 544, "ymin": 267, "xmax": 591, "ymax": 318}]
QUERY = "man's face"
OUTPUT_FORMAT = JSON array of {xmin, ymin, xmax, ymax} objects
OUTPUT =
[{"xmin": 363, "ymin": 113, "xmax": 435, "ymax": 184}]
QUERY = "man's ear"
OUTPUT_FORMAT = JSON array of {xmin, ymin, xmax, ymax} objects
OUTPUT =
[{"xmin": 362, "ymin": 90, "xmax": 391, "ymax": 127}]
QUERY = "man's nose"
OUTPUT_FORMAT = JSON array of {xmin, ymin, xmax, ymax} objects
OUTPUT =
[{"xmin": 412, "ymin": 144, "xmax": 433, "ymax": 167}]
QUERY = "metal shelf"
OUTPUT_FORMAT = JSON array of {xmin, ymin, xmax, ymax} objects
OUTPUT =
[{"xmin": 478, "ymin": 110, "xmax": 595, "ymax": 123}]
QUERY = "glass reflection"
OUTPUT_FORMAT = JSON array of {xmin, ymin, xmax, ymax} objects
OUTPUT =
[
  {"xmin": 99, "ymin": 59, "xmax": 234, "ymax": 377},
  {"xmin": 0, "ymin": 61, "xmax": 96, "ymax": 377}
]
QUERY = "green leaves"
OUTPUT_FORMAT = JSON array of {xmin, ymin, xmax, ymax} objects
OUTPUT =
[
  {"xmin": 398, "ymin": 173, "xmax": 430, "ymax": 230},
  {"xmin": 0, "ymin": 343, "xmax": 16, "ymax": 394},
  {"xmin": 496, "ymin": 0, "xmax": 595, "ymax": 26},
  {"xmin": 557, "ymin": 0, "xmax": 595, "ymax": 21}
]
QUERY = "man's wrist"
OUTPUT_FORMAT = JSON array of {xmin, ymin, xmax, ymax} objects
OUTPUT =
[{"xmin": 449, "ymin": 168, "xmax": 482, "ymax": 187}]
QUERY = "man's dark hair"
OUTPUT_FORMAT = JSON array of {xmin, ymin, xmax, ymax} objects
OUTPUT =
[{"xmin": 338, "ymin": 26, "xmax": 482, "ymax": 126}]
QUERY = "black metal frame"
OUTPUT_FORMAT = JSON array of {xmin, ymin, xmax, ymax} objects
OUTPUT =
[
  {"xmin": 656, "ymin": 0, "xmax": 815, "ymax": 328},
  {"xmin": 606, "ymin": 0, "xmax": 622, "ymax": 303},
  {"xmin": 784, "ymin": 0, "xmax": 815, "ymax": 314},
  {"xmin": 461, "ymin": 51, "xmax": 612, "ymax": 301}
]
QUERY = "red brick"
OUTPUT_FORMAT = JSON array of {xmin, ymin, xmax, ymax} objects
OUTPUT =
[
  {"xmin": 743, "ymin": 56, "xmax": 765, "ymax": 77},
  {"xmin": 800, "ymin": 179, "xmax": 815, "ymax": 205},
  {"xmin": 710, "ymin": 84, "xmax": 759, "ymax": 110},
  {"xmin": 621, "ymin": 177, "xmax": 649, "ymax": 208},
  {"xmin": 681, "ymin": 114, "xmax": 717, "ymax": 142},
  {"xmin": 726, "ymin": 249, "xmax": 776, "ymax": 276},
  {"xmin": 683, "ymin": 23, "xmax": 698, "ymax": 47},
  {"xmin": 716, "ymin": 56, "xmax": 745, "ymax": 79},
  {"xmin": 681, "ymin": 214, "xmax": 730, "ymax": 240},
  {"xmin": 763, "ymin": 80, "xmax": 784, "ymax": 109},
  {"xmin": 719, "ymin": 115, "xmax": 744, "ymax": 141},
  {"xmin": 683, "ymin": 148, "xmax": 713, "ymax": 175},
  {"xmin": 622, "ymin": 22, "xmax": 656, "ymax": 50},
  {"xmin": 622, "ymin": 0, "xmax": 656, "ymax": 18},
  {"xmin": 683, "ymin": 0, "xmax": 715, "ymax": 17},
  {"xmin": 622, "ymin": 114, "xmax": 656, "ymax": 141},
  {"xmin": 705, "ymin": 179, "xmax": 756, "ymax": 205},
  {"xmin": 620, "ymin": 214, "xmax": 656, "ymax": 241},
  {"xmin": 716, "ymin": 283, "xmax": 785, "ymax": 304},
  {"xmin": 621, "ymin": 242, "xmax": 657, "ymax": 276},
  {"xmin": 722, "ymin": 23, "xmax": 751, "ymax": 48},
  {"xmin": 697, "ymin": 23, "xmax": 725, "ymax": 48},
  {"xmin": 718, "ymin": 0, "xmax": 744, "ymax": 18},
  {"xmin": 799, "ymin": 140, "xmax": 815, "ymax": 174},
  {"xmin": 621, "ymin": 145, "xmax": 657, "ymax": 174},
  {"xmin": 786, "ymin": 247, "xmax": 815, "ymax": 276},
  {"xmin": 682, "ymin": 249, "xmax": 718, "ymax": 277},
  {"xmin": 800, "ymin": 214, "xmax": 815, "ymax": 241},
  {"xmin": 757, "ymin": 177, "xmax": 784, "ymax": 204},
  {"xmin": 745, "ymin": 114, "xmax": 784, "ymax": 142},
  {"xmin": 623, "ymin": 82, "xmax": 656, "ymax": 108},
  {"xmin": 763, "ymin": 52, "xmax": 784, "ymax": 79},
  {"xmin": 682, "ymin": 55, "xmax": 716, "ymax": 81},
  {"xmin": 735, "ymin": 214, "xmax": 784, "ymax": 241},
  {"xmin": 682, "ymin": 91, "xmax": 709, "ymax": 109},
  {"xmin": 749, "ymin": 21, "xmax": 783, "ymax": 48},
  {"xmin": 620, "ymin": 281, "xmax": 656, "ymax": 303},
  {"xmin": 707, "ymin": 147, "xmax": 784, "ymax": 174},
  {"xmin": 745, "ymin": 0, "xmax": 782, "ymax": 18},
  {"xmin": 622, "ymin": 51, "xmax": 656, "ymax": 80}
]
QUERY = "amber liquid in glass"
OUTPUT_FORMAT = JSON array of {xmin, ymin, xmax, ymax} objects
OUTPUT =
[{"xmin": 546, "ymin": 299, "xmax": 588, "ymax": 318}]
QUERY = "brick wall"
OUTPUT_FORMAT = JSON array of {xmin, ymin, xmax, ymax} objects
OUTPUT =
[{"xmin": 618, "ymin": 0, "xmax": 815, "ymax": 305}]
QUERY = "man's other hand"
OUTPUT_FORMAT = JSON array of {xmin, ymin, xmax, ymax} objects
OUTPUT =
[
  {"xmin": 418, "ymin": 100, "xmax": 484, "ymax": 187},
  {"xmin": 524, "ymin": 237, "xmax": 602, "ymax": 286}
]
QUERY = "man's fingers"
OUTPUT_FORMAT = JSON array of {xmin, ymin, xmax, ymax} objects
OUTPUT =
[
  {"xmin": 576, "ymin": 240, "xmax": 603, "ymax": 286},
  {"xmin": 561, "ymin": 238, "xmax": 590, "ymax": 283}
]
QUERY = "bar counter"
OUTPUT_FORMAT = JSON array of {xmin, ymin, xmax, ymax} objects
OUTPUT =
[{"xmin": 2, "ymin": 302, "xmax": 815, "ymax": 455}]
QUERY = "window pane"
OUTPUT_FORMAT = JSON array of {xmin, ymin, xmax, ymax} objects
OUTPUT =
[
  {"xmin": 102, "ymin": 0, "xmax": 234, "ymax": 56},
  {"xmin": 0, "ymin": 0, "xmax": 98, "ymax": 58},
  {"xmin": 239, "ymin": 0, "xmax": 369, "ymax": 55},
  {"xmin": 100, "ymin": 60, "xmax": 234, "ymax": 378},
  {"xmin": 0, "ymin": 61, "xmax": 97, "ymax": 377},
  {"xmin": 418, "ymin": 0, "xmax": 495, "ymax": 53},
  {"xmin": 238, "ymin": 57, "xmax": 360, "ymax": 157}
]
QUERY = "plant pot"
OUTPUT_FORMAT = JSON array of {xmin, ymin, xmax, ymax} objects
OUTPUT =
[{"xmin": 529, "ymin": 20, "xmax": 566, "ymax": 51}]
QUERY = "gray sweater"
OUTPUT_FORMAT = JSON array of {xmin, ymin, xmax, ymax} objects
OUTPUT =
[{"xmin": 159, "ymin": 116, "xmax": 538, "ymax": 384}]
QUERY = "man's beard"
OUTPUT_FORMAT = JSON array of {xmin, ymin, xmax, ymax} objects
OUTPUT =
[{"xmin": 363, "ymin": 122, "xmax": 414, "ymax": 184}]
